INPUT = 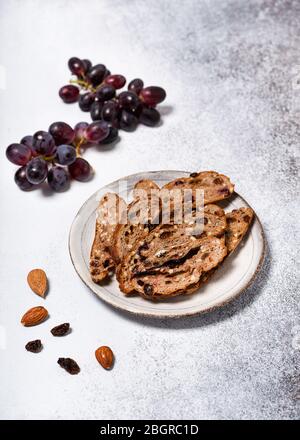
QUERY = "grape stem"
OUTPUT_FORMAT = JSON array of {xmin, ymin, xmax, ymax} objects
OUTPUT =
[
  {"xmin": 75, "ymin": 138, "xmax": 85, "ymax": 157},
  {"xmin": 70, "ymin": 79, "xmax": 96, "ymax": 93},
  {"xmin": 44, "ymin": 154, "xmax": 56, "ymax": 162},
  {"xmin": 69, "ymin": 78, "xmax": 106, "ymax": 94}
]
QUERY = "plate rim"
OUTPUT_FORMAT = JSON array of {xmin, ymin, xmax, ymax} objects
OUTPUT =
[{"xmin": 69, "ymin": 170, "xmax": 266, "ymax": 319}]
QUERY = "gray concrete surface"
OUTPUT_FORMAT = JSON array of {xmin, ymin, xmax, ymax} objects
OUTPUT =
[{"xmin": 0, "ymin": 0, "xmax": 299, "ymax": 420}]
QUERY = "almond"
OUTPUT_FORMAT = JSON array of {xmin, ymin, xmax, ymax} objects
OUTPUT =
[
  {"xmin": 95, "ymin": 346, "xmax": 114, "ymax": 370},
  {"xmin": 27, "ymin": 269, "xmax": 48, "ymax": 298},
  {"xmin": 21, "ymin": 306, "xmax": 48, "ymax": 327}
]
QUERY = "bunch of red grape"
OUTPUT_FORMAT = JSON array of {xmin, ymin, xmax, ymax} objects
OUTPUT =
[
  {"xmin": 6, "ymin": 57, "xmax": 167, "ymax": 192},
  {"xmin": 6, "ymin": 121, "xmax": 112, "ymax": 192},
  {"xmin": 59, "ymin": 57, "xmax": 167, "ymax": 131}
]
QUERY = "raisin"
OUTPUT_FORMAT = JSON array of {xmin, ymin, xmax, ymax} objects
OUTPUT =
[
  {"xmin": 91, "ymin": 268, "xmax": 100, "ymax": 275},
  {"xmin": 160, "ymin": 231, "xmax": 172, "ymax": 239},
  {"xmin": 175, "ymin": 180, "xmax": 183, "ymax": 186},
  {"xmin": 90, "ymin": 260, "xmax": 100, "ymax": 267},
  {"xmin": 227, "ymin": 217, "xmax": 236, "ymax": 223},
  {"xmin": 143, "ymin": 284, "xmax": 153, "ymax": 296},
  {"xmin": 137, "ymin": 279, "xmax": 144, "ymax": 286},
  {"xmin": 190, "ymin": 172, "xmax": 198, "ymax": 178},
  {"xmin": 103, "ymin": 259, "xmax": 111, "ymax": 268},
  {"xmin": 25, "ymin": 339, "xmax": 42, "ymax": 353},
  {"xmin": 243, "ymin": 215, "xmax": 251, "ymax": 223},
  {"xmin": 57, "ymin": 357, "xmax": 80, "ymax": 375},
  {"xmin": 138, "ymin": 242, "xmax": 149, "ymax": 254},
  {"xmin": 204, "ymin": 217, "xmax": 208, "ymax": 225},
  {"xmin": 51, "ymin": 323, "xmax": 70, "ymax": 337},
  {"xmin": 218, "ymin": 187, "xmax": 230, "ymax": 195}
]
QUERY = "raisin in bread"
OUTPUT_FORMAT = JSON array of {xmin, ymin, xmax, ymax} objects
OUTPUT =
[
  {"xmin": 90, "ymin": 193, "xmax": 126, "ymax": 283},
  {"xmin": 163, "ymin": 171, "xmax": 234, "ymax": 205}
]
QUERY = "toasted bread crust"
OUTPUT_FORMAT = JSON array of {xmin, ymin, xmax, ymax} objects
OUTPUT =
[
  {"xmin": 163, "ymin": 171, "xmax": 234, "ymax": 205},
  {"xmin": 133, "ymin": 179, "xmax": 160, "ymax": 198},
  {"xmin": 90, "ymin": 193, "xmax": 126, "ymax": 283},
  {"xmin": 225, "ymin": 207, "xmax": 254, "ymax": 252},
  {"xmin": 190, "ymin": 207, "xmax": 254, "ymax": 291}
]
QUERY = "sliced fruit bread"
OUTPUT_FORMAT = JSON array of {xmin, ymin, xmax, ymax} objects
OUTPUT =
[{"xmin": 90, "ymin": 193, "xmax": 126, "ymax": 283}]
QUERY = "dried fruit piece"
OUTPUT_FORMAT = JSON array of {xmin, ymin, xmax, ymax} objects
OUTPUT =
[
  {"xmin": 21, "ymin": 306, "xmax": 48, "ymax": 327},
  {"xmin": 51, "ymin": 323, "xmax": 70, "ymax": 336},
  {"xmin": 27, "ymin": 269, "xmax": 48, "ymax": 298},
  {"xmin": 95, "ymin": 346, "xmax": 114, "ymax": 370},
  {"xmin": 57, "ymin": 357, "xmax": 80, "ymax": 375},
  {"xmin": 25, "ymin": 339, "xmax": 42, "ymax": 353}
]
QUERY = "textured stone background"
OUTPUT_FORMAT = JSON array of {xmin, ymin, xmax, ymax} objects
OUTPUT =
[{"xmin": 0, "ymin": 0, "xmax": 299, "ymax": 420}]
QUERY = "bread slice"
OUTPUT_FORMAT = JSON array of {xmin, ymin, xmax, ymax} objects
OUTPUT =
[
  {"xmin": 163, "ymin": 171, "xmax": 234, "ymax": 205},
  {"xmin": 118, "ymin": 236, "xmax": 227, "ymax": 299},
  {"xmin": 112, "ymin": 191, "xmax": 161, "ymax": 264},
  {"xmin": 116, "ymin": 203, "xmax": 227, "ymax": 297},
  {"xmin": 118, "ymin": 206, "xmax": 254, "ymax": 299},
  {"xmin": 225, "ymin": 207, "xmax": 254, "ymax": 253},
  {"xmin": 112, "ymin": 172, "xmax": 231, "ymax": 264},
  {"xmin": 133, "ymin": 179, "xmax": 160, "ymax": 198},
  {"xmin": 90, "ymin": 193, "xmax": 126, "ymax": 283},
  {"xmin": 193, "ymin": 207, "xmax": 254, "ymax": 287}
]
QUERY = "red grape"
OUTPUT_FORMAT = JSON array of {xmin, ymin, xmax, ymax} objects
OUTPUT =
[
  {"xmin": 102, "ymin": 101, "xmax": 118, "ymax": 123},
  {"xmin": 118, "ymin": 91, "xmax": 140, "ymax": 111},
  {"xmin": 69, "ymin": 158, "xmax": 92, "ymax": 182},
  {"xmin": 20, "ymin": 135, "xmax": 33, "ymax": 148},
  {"xmin": 56, "ymin": 145, "xmax": 76, "ymax": 166},
  {"xmin": 139, "ymin": 106, "xmax": 161, "ymax": 126},
  {"xmin": 79, "ymin": 92, "xmax": 95, "ymax": 112},
  {"xmin": 86, "ymin": 64, "xmax": 106, "ymax": 87},
  {"xmin": 14, "ymin": 166, "xmax": 34, "ymax": 191},
  {"xmin": 104, "ymin": 74, "xmax": 126, "ymax": 89},
  {"xmin": 85, "ymin": 121, "xmax": 110, "ymax": 142},
  {"xmin": 139, "ymin": 86, "xmax": 166, "ymax": 107},
  {"xmin": 128, "ymin": 78, "xmax": 144, "ymax": 95},
  {"xmin": 68, "ymin": 57, "xmax": 85, "ymax": 76},
  {"xmin": 119, "ymin": 110, "xmax": 138, "ymax": 132},
  {"xmin": 21, "ymin": 135, "xmax": 38, "ymax": 157},
  {"xmin": 6, "ymin": 143, "xmax": 32, "ymax": 165},
  {"xmin": 32, "ymin": 131, "xmax": 56, "ymax": 156},
  {"xmin": 82, "ymin": 59, "xmax": 92, "ymax": 73},
  {"xmin": 48, "ymin": 166, "xmax": 70, "ymax": 191},
  {"xmin": 59, "ymin": 85, "xmax": 79, "ymax": 103},
  {"xmin": 96, "ymin": 85, "xmax": 116, "ymax": 102},
  {"xmin": 90, "ymin": 102, "xmax": 103, "ymax": 121},
  {"xmin": 26, "ymin": 158, "xmax": 48, "ymax": 184},
  {"xmin": 100, "ymin": 126, "xmax": 119, "ymax": 144},
  {"xmin": 74, "ymin": 122, "xmax": 89, "ymax": 141},
  {"xmin": 49, "ymin": 122, "xmax": 75, "ymax": 145}
]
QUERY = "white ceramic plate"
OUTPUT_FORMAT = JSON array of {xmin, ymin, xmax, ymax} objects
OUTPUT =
[{"xmin": 69, "ymin": 171, "xmax": 265, "ymax": 318}]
